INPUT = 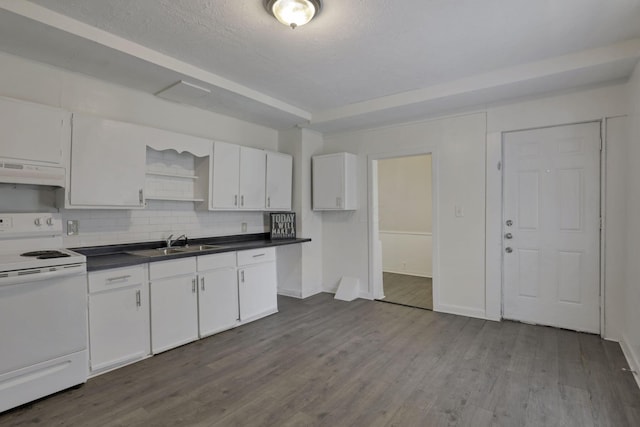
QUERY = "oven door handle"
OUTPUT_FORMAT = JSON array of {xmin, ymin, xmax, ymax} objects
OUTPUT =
[{"xmin": 0, "ymin": 264, "xmax": 86, "ymax": 287}]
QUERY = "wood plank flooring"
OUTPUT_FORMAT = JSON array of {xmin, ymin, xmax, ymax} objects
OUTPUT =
[
  {"xmin": 381, "ymin": 272, "xmax": 433, "ymax": 309},
  {"xmin": 2, "ymin": 294, "xmax": 640, "ymax": 426}
]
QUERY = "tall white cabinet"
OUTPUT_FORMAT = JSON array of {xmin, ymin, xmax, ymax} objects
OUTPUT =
[{"xmin": 312, "ymin": 152, "xmax": 358, "ymax": 210}]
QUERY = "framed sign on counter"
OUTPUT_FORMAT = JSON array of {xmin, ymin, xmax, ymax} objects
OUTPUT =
[{"xmin": 270, "ymin": 212, "xmax": 296, "ymax": 239}]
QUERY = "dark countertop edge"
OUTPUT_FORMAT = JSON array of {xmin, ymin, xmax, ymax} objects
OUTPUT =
[{"xmin": 73, "ymin": 235, "xmax": 311, "ymax": 272}]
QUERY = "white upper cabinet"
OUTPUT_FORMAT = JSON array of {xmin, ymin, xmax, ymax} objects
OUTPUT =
[
  {"xmin": 239, "ymin": 146, "xmax": 266, "ymax": 209},
  {"xmin": 210, "ymin": 141, "xmax": 241, "ymax": 209},
  {"xmin": 266, "ymin": 151, "xmax": 292, "ymax": 211},
  {"xmin": 68, "ymin": 114, "xmax": 146, "ymax": 209},
  {"xmin": 312, "ymin": 152, "xmax": 358, "ymax": 211},
  {"xmin": 0, "ymin": 96, "xmax": 69, "ymax": 165},
  {"xmin": 210, "ymin": 141, "xmax": 266, "ymax": 211}
]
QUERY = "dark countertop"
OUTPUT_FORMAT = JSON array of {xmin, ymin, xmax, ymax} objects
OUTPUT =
[{"xmin": 72, "ymin": 233, "xmax": 311, "ymax": 272}]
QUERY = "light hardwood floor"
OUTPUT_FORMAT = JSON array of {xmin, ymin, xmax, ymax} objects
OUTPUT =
[
  {"xmin": 381, "ymin": 272, "xmax": 433, "ymax": 309},
  {"xmin": 2, "ymin": 294, "xmax": 639, "ymax": 426}
]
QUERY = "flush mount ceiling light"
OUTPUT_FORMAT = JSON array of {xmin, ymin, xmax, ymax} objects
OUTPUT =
[{"xmin": 264, "ymin": 0, "xmax": 322, "ymax": 29}]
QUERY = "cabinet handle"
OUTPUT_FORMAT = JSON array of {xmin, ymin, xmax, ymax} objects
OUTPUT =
[
  {"xmin": 267, "ymin": 196, "xmax": 270, "ymax": 208},
  {"xmin": 107, "ymin": 275, "xmax": 131, "ymax": 282},
  {"xmin": 135, "ymin": 290, "xmax": 141, "ymax": 307},
  {"xmin": 241, "ymin": 195, "xmax": 244, "ymax": 206},
  {"xmin": 240, "ymin": 270, "xmax": 245, "ymax": 282},
  {"xmin": 234, "ymin": 195, "xmax": 238, "ymax": 206},
  {"xmin": 253, "ymin": 253, "xmax": 265, "ymax": 258},
  {"xmin": 201, "ymin": 276, "xmax": 205, "ymax": 291},
  {"xmin": 139, "ymin": 189, "xmax": 144, "ymax": 205},
  {"xmin": 192, "ymin": 278, "xmax": 196, "ymax": 293}
]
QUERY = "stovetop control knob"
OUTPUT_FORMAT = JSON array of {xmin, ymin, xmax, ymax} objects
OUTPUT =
[
  {"xmin": 46, "ymin": 217, "xmax": 54, "ymax": 226},
  {"xmin": 34, "ymin": 218, "xmax": 42, "ymax": 226}
]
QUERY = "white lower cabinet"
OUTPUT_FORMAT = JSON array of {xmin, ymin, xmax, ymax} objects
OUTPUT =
[
  {"xmin": 88, "ymin": 265, "xmax": 150, "ymax": 374},
  {"xmin": 196, "ymin": 252, "xmax": 239, "ymax": 337},
  {"xmin": 149, "ymin": 258, "xmax": 199, "ymax": 354},
  {"xmin": 237, "ymin": 248, "xmax": 278, "ymax": 323}
]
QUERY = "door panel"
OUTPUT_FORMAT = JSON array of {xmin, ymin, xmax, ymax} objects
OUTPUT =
[
  {"xmin": 211, "ymin": 142, "xmax": 240, "ymax": 209},
  {"xmin": 503, "ymin": 122, "xmax": 600, "ymax": 333},
  {"xmin": 239, "ymin": 147, "xmax": 266, "ymax": 209}
]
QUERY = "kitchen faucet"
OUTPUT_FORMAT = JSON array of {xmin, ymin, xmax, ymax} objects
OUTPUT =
[{"xmin": 166, "ymin": 234, "xmax": 188, "ymax": 248}]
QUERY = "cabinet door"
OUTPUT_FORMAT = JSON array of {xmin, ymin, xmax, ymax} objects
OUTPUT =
[
  {"xmin": 89, "ymin": 285, "xmax": 149, "ymax": 372},
  {"xmin": 150, "ymin": 274, "xmax": 199, "ymax": 354},
  {"xmin": 211, "ymin": 141, "xmax": 240, "ymax": 209},
  {"xmin": 198, "ymin": 267, "xmax": 239, "ymax": 337},
  {"xmin": 0, "ymin": 97, "xmax": 68, "ymax": 165},
  {"xmin": 313, "ymin": 154, "xmax": 344, "ymax": 210},
  {"xmin": 238, "ymin": 262, "xmax": 278, "ymax": 323},
  {"xmin": 70, "ymin": 114, "xmax": 146, "ymax": 208},
  {"xmin": 266, "ymin": 152, "xmax": 292, "ymax": 211},
  {"xmin": 239, "ymin": 147, "xmax": 266, "ymax": 210}
]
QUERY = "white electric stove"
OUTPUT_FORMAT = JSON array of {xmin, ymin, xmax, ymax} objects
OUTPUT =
[{"xmin": 0, "ymin": 213, "xmax": 88, "ymax": 413}]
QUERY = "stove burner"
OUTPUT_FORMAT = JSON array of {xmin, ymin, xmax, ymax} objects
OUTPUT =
[{"xmin": 20, "ymin": 250, "xmax": 71, "ymax": 259}]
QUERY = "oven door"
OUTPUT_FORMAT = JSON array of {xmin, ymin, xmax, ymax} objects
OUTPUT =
[{"xmin": 0, "ymin": 264, "xmax": 87, "ymax": 374}]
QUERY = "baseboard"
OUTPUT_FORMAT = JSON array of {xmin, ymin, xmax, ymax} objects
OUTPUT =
[
  {"xmin": 620, "ymin": 334, "xmax": 640, "ymax": 391},
  {"xmin": 382, "ymin": 269, "xmax": 432, "ymax": 278},
  {"xmin": 301, "ymin": 287, "xmax": 323, "ymax": 299},
  {"xmin": 277, "ymin": 288, "xmax": 302, "ymax": 298},
  {"xmin": 435, "ymin": 303, "xmax": 487, "ymax": 320}
]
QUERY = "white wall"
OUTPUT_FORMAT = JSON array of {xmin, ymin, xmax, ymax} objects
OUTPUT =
[
  {"xmin": 323, "ymin": 113, "xmax": 487, "ymax": 319},
  {"xmin": 380, "ymin": 231, "xmax": 432, "ymax": 277},
  {"xmin": 0, "ymin": 51, "xmax": 278, "ymax": 247},
  {"xmin": 378, "ymin": 154, "xmax": 433, "ymax": 277},
  {"xmin": 322, "ymin": 83, "xmax": 628, "ymax": 324},
  {"xmin": 276, "ymin": 128, "xmax": 324, "ymax": 298},
  {"xmin": 622, "ymin": 61, "xmax": 640, "ymax": 385}
]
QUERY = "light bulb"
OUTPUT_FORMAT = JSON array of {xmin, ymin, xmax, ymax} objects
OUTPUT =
[{"xmin": 271, "ymin": 0, "xmax": 317, "ymax": 29}]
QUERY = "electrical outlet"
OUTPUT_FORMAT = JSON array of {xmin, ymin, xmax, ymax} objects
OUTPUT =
[
  {"xmin": 67, "ymin": 220, "xmax": 79, "ymax": 236},
  {"xmin": 241, "ymin": 222, "xmax": 247, "ymax": 233}
]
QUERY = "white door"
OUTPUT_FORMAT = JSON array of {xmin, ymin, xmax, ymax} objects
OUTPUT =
[
  {"xmin": 238, "ymin": 262, "xmax": 277, "ymax": 323},
  {"xmin": 503, "ymin": 122, "xmax": 601, "ymax": 333},
  {"xmin": 239, "ymin": 147, "xmax": 266, "ymax": 209},
  {"xmin": 150, "ymin": 274, "xmax": 199, "ymax": 353},
  {"xmin": 266, "ymin": 152, "xmax": 292, "ymax": 210},
  {"xmin": 198, "ymin": 267, "xmax": 239, "ymax": 337},
  {"xmin": 211, "ymin": 141, "xmax": 240, "ymax": 209},
  {"xmin": 89, "ymin": 286, "xmax": 148, "ymax": 372}
]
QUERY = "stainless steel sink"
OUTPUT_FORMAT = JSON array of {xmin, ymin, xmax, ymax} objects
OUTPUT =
[
  {"xmin": 184, "ymin": 244, "xmax": 224, "ymax": 251},
  {"xmin": 127, "ymin": 244, "xmax": 224, "ymax": 257},
  {"xmin": 127, "ymin": 247, "xmax": 188, "ymax": 257}
]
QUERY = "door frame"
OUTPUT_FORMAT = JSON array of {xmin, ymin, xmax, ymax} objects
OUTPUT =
[
  {"xmin": 367, "ymin": 147, "xmax": 439, "ymax": 309},
  {"xmin": 491, "ymin": 120, "xmax": 605, "ymax": 335}
]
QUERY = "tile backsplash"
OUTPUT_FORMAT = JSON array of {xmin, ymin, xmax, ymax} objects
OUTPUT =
[{"xmin": 61, "ymin": 201, "xmax": 268, "ymax": 248}]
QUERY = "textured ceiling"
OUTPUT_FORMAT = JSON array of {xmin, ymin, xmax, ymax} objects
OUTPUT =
[{"xmin": 26, "ymin": 0, "xmax": 640, "ymax": 111}]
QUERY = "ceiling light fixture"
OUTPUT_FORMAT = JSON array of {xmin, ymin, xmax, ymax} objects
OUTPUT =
[{"xmin": 264, "ymin": 0, "xmax": 322, "ymax": 29}]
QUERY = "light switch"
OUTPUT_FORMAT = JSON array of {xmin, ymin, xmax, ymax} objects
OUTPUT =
[
  {"xmin": 67, "ymin": 220, "xmax": 79, "ymax": 235},
  {"xmin": 455, "ymin": 205, "xmax": 464, "ymax": 218}
]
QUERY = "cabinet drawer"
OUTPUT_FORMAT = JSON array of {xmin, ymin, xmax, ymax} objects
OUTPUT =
[
  {"xmin": 89, "ymin": 265, "xmax": 146, "ymax": 294},
  {"xmin": 197, "ymin": 252, "xmax": 236, "ymax": 271},
  {"xmin": 237, "ymin": 247, "xmax": 275, "ymax": 266},
  {"xmin": 149, "ymin": 257, "xmax": 197, "ymax": 280}
]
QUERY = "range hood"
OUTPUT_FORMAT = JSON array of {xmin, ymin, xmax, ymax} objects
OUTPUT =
[{"xmin": 0, "ymin": 160, "xmax": 65, "ymax": 187}]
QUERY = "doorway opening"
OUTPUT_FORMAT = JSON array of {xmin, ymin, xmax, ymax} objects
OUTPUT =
[{"xmin": 374, "ymin": 154, "xmax": 433, "ymax": 310}]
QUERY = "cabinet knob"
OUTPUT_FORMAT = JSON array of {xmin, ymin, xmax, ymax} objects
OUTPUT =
[
  {"xmin": 234, "ymin": 195, "xmax": 238, "ymax": 206},
  {"xmin": 201, "ymin": 277, "xmax": 205, "ymax": 291},
  {"xmin": 135, "ymin": 290, "xmax": 141, "ymax": 307}
]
